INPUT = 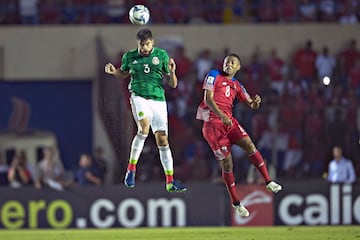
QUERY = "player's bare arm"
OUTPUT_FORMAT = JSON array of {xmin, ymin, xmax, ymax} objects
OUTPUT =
[
  {"xmin": 204, "ymin": 89, "xmax": 232, "ymax": 126},
  {"xmin": 104, "ymin": 63, "xmax": 129, "ymax": 79},
  {"xmin": 164, "ymin": 58, "xmax": 177, "ymax": 88},
  {"xmin": 247, "ymin": 94, "xmax": 261, "ymax": 110}
]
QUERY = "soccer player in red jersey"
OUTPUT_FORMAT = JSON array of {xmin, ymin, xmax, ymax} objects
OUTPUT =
[{"xmin": 196, "ymin": 54, "xmax": 282, "ymax": 217}]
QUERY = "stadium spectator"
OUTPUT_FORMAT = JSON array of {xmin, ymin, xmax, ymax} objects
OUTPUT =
[
  {"xmin": 0, "ymin": 154, "xmax": 9, "ymax": 185},
  {"xmin": 277, "ymin": 0, "xmax": 298, "ymax": 23},
  {"xmin": 338, "ymin": 0, "xmax": 359, "ymax": 25},
  {"xmin": 39, "ymin": 0, "xmax": 61, "ymax": 24},
  {"xmin": 34, "ymin": 147, "xmax": 68, "ymax": 191},
  {"xmin": 315, "ymin": 46, "xmax": 336, "ymax": 86},
  {"xmin": 18, "ymin": 0, "xmax": 39, "ymax": 24},
  {"xmin": 60, "ymin": 0, "xmax": 79, "ymax": 24},
  {"xmin": 265, "ymin": 48, "xmax": 287, "ymax": 95},
  {"xmin": 172, "ymin": 46, "xmax": 194, "ymax": 118},
  {"xmin": 164, "ymin": 0, "xmax": 189, "ymax": 24},
  {"xmin": 92, "ymin": 146, "xmax": 108, "ymax": 184},
  {"xmin": 256, "ymin": 124, "xmax": 288, "ymax": 177},
  {"xmin": 175, "ymin": 130, "xmax": 211, "ymax": 181},
  {"xmin": 203, "ymin": 0, "xmax": 225, "ymax": 23},
  {"xmin": 327, "ymin": 146, "xmax": 356, "ymax": 183},
  {"xmin": 195, "ymin": 49, "xmax": 214, "ymax": 104},
  {"xmin": 75, "ymin": 153, "xmax": 102, "ymax": 186},
  {"xmin": 7, "ymin": 150, "xmax": 33, "ymax": 188},
  {"xmin": 349, "ymin": 59, "xmax": 360, "ymax": 99},
  {"xmin": 0, "ymin": 0, "xmax": 18, "ymax": 24},
  {"xmin": 318, "ymin": 0, "xmax": 337, "ymax": 22},
  {"xmin": 243, "ymin": 51, "xmax": 265, "ymax": 97},
  {"xmin": 148, "ymin": 0, "xmax": 165, "ymax": 24},
  {"xmin": 104, "ymin": 0, "xmax": 127, "ymax": 23},
  {"xmin": 326, "ymin": 109, "xmax": 350, "ymax": 153},
  {"xmin": 293, "ymin": 40, "xmax": 317, "ymax": 90},
  {"xmin": 282, "ymin": 133, "xmax": 303, "ymax": 177},
  {"xmin": 338, "ymin": 39, "xmax": 360, "ymax": 90},
  {"xmin": 298, "ymin": 0, "xmax": 318, "ymax": 22},
  {"xmin": 254, "ymin": 0, "xmax": 277, "ymax": 23}
]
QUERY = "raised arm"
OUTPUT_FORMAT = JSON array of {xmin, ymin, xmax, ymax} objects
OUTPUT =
[
  {"xmin": 104, "ymin": 63, "xmax": 129, "ymax": 79},
  {"xmin": 163, "ymin": 58, "xmax": 178, "ymax": 88},
  {"xmin": 246, "ymin": 94, "xmax": 262, "ymax": 110}
]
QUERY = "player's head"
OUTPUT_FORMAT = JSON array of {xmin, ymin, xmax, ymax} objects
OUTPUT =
[
  {"xmin": 223, "ymin": 53, "xmax": 241, "ymax": 77},
  {"xmin": 136, "ymin": 28, "xmax": 154, "ymax": 56}
]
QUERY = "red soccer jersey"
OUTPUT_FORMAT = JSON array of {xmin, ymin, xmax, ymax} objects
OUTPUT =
[{"xmin": 196, "ymin": 69, "xmax": 249, "ymax": 122}]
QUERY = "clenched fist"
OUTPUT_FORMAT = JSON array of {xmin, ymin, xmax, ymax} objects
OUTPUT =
[{"xmin": 105, "ymin": 63, "xmax": 116, "ymax": 75}]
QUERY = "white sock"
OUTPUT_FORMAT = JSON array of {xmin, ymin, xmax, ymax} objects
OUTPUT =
[
  {"xmin": 158, "ymin": 145, "xmax": 174, "ymax": 175},
  {"xmin": 129, "ymin": 133, "xmax": 147, "ymax": 165}
]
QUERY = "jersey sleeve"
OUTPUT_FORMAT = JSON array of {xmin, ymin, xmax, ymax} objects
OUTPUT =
[
  {"xmin": 203, "ymin": 70, "xmax": 219, "ymax": 91},
  {"xmin": 236, "ymin": 81, "xmax": 250, "ymax": 102},
  {"xmin": 161, "ymin": 50, "xmax": 170, "ymax": 75},
  {"xmin": 120, "ymin": 52, "xmax": 130, "ymax": 73}
]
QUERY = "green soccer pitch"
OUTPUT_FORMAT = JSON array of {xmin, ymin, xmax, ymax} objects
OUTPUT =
[{"xmin": 0, "ymin": 226, "xmax": 358, "ymax": 240}]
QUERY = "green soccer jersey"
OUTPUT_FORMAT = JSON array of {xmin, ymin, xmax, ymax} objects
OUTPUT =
[{"xmin": 121, "ymin": 47, "xmax": 170, "ymax": 101}]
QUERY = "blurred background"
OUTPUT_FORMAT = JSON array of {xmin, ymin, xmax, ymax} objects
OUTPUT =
[{"xmin": 0, "ymin": 0, "xmax": 359, "ymax": 229}]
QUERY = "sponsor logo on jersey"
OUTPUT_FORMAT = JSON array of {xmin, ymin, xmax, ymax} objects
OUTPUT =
[
  {"xmin": 152, "ymin": 57, "xmax": 160, "ymax": 65},
  {"xmin": 132, "ymin": 60, "xmax": 138, "ymax": 64},
  {"xmin": 206, "ymin": 76, "xmax": 215, "ymax": 85},
  {"xmin": 222, "ymin": 82, "xmax": 227, "ymax": 85}
]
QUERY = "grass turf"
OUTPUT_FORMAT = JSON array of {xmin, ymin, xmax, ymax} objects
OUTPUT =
[{"xmin": 0, "ymin": 226, "xmax": 358, "ymax": 240}]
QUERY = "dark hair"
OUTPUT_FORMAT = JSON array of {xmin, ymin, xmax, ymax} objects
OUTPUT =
[
  {"xmin": 227, "ymin": 53, "xmax": 241, "ymax": 62},
  {"xmin": 136, "ymin": 29, "xmax": 153, "ymax": 41}
]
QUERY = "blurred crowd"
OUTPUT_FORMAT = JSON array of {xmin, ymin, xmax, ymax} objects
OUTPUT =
[
  {"xmin": 0, "ymin": 0, "xmax": 359, "ymax": 25},
  {"xmin": 0, "ymin": 146, "xmax": 108, "ymax": 189}
]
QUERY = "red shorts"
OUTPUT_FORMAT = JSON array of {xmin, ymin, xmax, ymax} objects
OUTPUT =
[{"xmin": 202, "ymin": 118, "xmax": 249, "ymax": 160}]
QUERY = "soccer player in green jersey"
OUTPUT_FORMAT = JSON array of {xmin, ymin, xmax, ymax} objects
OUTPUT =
[{"xmin": 104, "ymin": 29, "xmax": 187, "ymax": 193}]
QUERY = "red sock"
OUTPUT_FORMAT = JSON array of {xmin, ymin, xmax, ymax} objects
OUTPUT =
[
  {"xmin": 249, "ymin": 151, "xmax": 271, "ymax": 182},
  {"xmin": 222, "ymin": 171, "xmax": 239, "ymax": 204},
  {"xmin": 166, "ymin": 175, "xmax": 173, "ymax": 184},
  {"xmin": 127, "ymin": 163, "xmax": 136, "ymax": 172}
]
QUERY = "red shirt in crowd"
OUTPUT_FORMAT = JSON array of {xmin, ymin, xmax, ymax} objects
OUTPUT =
[{"xmin": 294, "ymin": 48, "xmax": 317, "ymax": 79}]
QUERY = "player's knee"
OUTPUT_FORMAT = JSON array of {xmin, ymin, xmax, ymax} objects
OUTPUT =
[
  {"xmin": 156, "ymin": 140, "xmax": 168, "ymax": 147},
  {"xmin": 155, "ymin": 136, "xmax": 169, "ymax": 147},
  {"xmin": 221, "ymin": 157, "xmax": 233, "ymax": 171},
  {"xmin": 244, "ymin": 141, "xmax": 256, "ymax": 154},
  {"xmin": 138, "ymin": 124, "xmax": 150, "ymax": 135}
]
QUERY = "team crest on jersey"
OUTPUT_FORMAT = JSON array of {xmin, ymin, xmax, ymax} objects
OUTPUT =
[
  {"xmin": 152, "ymin": 57, "xmax": 160, "ymax": 65},
  {"xmin": 206, "ymin": 76, "xmax": 215, "ymax": 85},
  {"xmin": 221, "ymin": 146, "xmax": 227, "ymax": 152}
]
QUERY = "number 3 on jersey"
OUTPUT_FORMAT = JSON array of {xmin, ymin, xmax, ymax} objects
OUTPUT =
[{"xmin": 143, "ymin": 64, "xmax": 150, "ymax": 73}]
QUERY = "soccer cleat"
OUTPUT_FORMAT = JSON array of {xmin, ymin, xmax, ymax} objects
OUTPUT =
[
  {"xmin": 124, "ymin": 170, "xmax": 135, "ymax": 188},
  {"xmin": 233, "ymin": 203, "xmax": 250, "ymax": 217},
  {"xmin": 266, "ymin": 181, "xmax": 282, "ymax": 193},
  {"xmin": 166, "ymin": 180, "xmax": 187, "ymax": 193}
]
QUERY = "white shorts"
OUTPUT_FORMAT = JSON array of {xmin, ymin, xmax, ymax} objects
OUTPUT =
[{"xmin": 130, "ymin": 93, "xmax": 168, "ymax": 134}]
